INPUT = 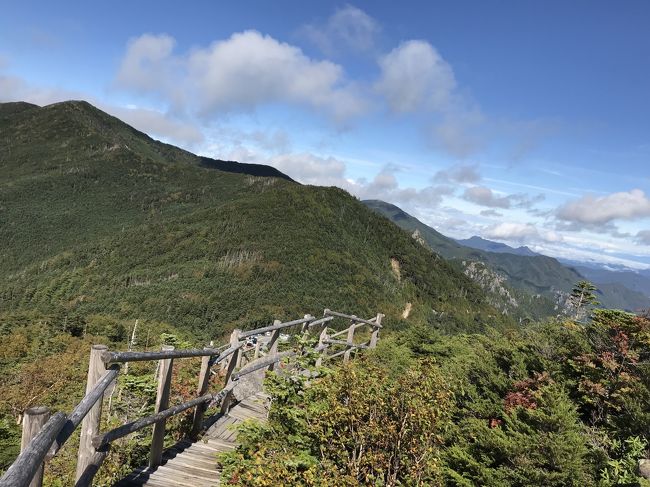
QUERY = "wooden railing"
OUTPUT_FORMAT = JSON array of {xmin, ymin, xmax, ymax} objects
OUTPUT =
[{"xmin": 0, "ymin": 308, "xmax": 383, "ymax": 487}]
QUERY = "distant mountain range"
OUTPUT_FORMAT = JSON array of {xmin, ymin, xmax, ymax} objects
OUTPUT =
[
  {"xmin": 363, "ymin": 199, "xmax": 650, "ymax": 315},
  {"xmin": 458, "ymin": 238, "xmax": 650, "ymax": 303},
  {"xmin": 456, "ymin": 236, "xmax": 539, "ymax": 257},
  {"xmin": 566, "ymin": 264, "xmax": 650, "ymax": 298}
]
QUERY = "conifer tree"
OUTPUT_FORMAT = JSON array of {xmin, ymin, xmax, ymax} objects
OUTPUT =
[{"xmin": 569, "ymin": 280, "xmax": 600, "ymax": 320}]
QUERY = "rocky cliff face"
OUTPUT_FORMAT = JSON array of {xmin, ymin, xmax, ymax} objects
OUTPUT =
[{"xmin": 461, "ymin": 260, "xmax": 519, "ymax": 315}]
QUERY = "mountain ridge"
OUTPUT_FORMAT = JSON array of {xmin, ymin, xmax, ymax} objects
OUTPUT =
[
  {"xmin": 0, "ymin": 100, "xmax": 507, "ymax": 337},
  {"xmin": 457, "ymin": 235, "xmax": 539, "ymax": 257}
]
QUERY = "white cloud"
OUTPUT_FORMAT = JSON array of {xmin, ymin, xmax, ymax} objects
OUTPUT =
[
  {"xmin": 557, "ymin": 189, "xmax": 650, "ymax": 225},
  {"xmin": 462, "ymin": 184, "xmax": 545, "ymax": 210},
  {"xmin": 430, "ymin": 111, "xmax": 484, "ymax": 157},
  {"xmin": 636, "ymin": 230, "xmax": 650, "ymax": 245},
  {"xmin": 0, "ymin": 69, "xmax": 82, "ymax": 106},
  {"xmin": 301, "ymin": 5, "xmax": 380, "ymax": 55},
  {"xmin": 376, "ymin": 40, "xmax": 456, "ymax": 113},
  {"xmin": 510, "ymin": 192, "xmax": 546, "ymax": 209},
  {"xmin": 352, "ymin": 167, "xmax": 453, "ymax": 207},
  {"xmin": 206, "ymin": 143, "xmax": 452, "ymax": 210},
  {"xmin": 375, "ymin": 40, "xmax": 486, "ymax": 157},
  {"xmin": 480, "ymin": 209, "xmax": 503, "ymax": 217},
  {"xmin": 115, "ymin": 34, "xmax": 180, "ymax": 101},
  {"xmin": 0, "ymin": 65, "xmax": 204, "ymax": 147},
  {"xmin": 116, "ymin": 31, "xmax": 368, "ymax": 122},
  {"xmin": 108, "ymin": 106, "xmax": 204, "ymax": 145},
  {"xmin": 484, "ymin": 222, "xmax": 561, "ymax": 243},
  {"xmin": 434, "ymin": 163, "xmax": 481, "ymax": 184},
  {"xmin": 249, "ymin": 129, "xmax": 291, "ymax": 154},
  {"xmin": 269, "ymin": 152, "xmax": 348, "ymax": 187},
  {"xmin": 463, "ymin": 186, "xmax": 511, "ymax": 208}
]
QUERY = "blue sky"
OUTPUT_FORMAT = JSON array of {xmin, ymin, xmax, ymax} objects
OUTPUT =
[{"xmin": 2, "ymin": 1, "xmax": 650, "ymax": 268}]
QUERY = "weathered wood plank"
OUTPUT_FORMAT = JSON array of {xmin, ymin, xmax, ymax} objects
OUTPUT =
[
  {"xmin": 370, "ymin": 313, "xmax": 383, "ymax": 348},
  {"xmin": 219, "ymin": 330, "xmax": 241, "ymax": 414},
  {"xmin": 93, "ymin": 394, "xmax": 212, "ymax": 448},
  {"xmin": 51, "ymin": 365, "xmax": 119, "ymax": 457},
  {"xmin": 113, "ymin": 309, "xmax": 378, "ymax": 487},
  {"xmin": 230, "ymin": 350, "xmax": 296, "ymax": 381},
  {"xmin": 343, "ymin": 323, "xmax": 356, "ymax": 362}
]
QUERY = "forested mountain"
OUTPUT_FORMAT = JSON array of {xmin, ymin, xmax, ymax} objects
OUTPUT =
[
  {"xmin": 0, "ymin": 100, "xmax": 507, "ymax": 339},
  {"xmin": 363, "ymin": 199, "xmax": 650, "ymax": 315}
]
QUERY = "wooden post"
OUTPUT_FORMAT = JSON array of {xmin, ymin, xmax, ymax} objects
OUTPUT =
[
  {"xmin": 235, "ymin": 341, "xmax": 244, "ymax": 369},
  {"xmin": 149, "ymin": 345, "xmax": 174, "ymax": 468},
  {"xmin": 253, "ymin": 339, "xmax": 261, "ymax": 359},
  {"xmin": 315, "ymin": 327, "xmax": 328, "ymax": 367},
  {"xmin": 76, "ymin": 344, "xmax": 108, "ymax": 482},
  {"xmin": 343, "ymin": 323, "xmax": 356, "ymax": 362},
  {"xmin": 220, "ymin": 330, "xmax": 241, "ymax": 414},
  {"xmin": 267, "ymin": 320, "xmax": 281, "ymax": 372},
  {"xmin": 369, "ymin": 313, "xmax": 383, "ymax": 349},
  {"xmin": 300, "ymin": 314, "xmax": 312, "ymax": 334},
  {"xmin": 21, "ymin": 406, "xmax": 50, "ymax": 487},
  {"xmin": 190, "ymin": 349, "xmax": 211, "ymax": 439}
]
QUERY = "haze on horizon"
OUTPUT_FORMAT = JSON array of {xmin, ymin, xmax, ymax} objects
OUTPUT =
[{"xmin": 2, "ymin": 0, "xmax": 650, "ymax": 269}]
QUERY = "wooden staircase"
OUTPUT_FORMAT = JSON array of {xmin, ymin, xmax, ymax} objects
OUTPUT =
[
  {"xmin": 3, "ymin": 310, "xmax": 382, "ymax": 487},
  {"xmin": 115, "ymin": 392, "xmax": 270, "ymax": 487}
]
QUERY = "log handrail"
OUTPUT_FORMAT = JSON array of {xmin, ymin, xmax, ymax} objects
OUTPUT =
[
  {"xmin": 323, "ymin": 338, "xmax": 370, "ymax": 349},
  {"xmin": 324, "ymin": 309, "xmax": 383, "ymax": 328},
  {"xmin": 307, "ymin": 315, "xmax": 335, "ymax": 328},
  {"xmin": 51, "ymin": 365, "xmax": 120, "ymax": 457},
  {"xmin": 231, "ymin": 350, "xmax": 296, "ymax": 381},
  {"xmin": 6, "ymin": 308, "xmax": 382, "ymax": 487},
  {"xmin": 101, "ymin": 344, "xmax": 241, "ymax": 364},
  {"xmin": 92, "ymin": 391, "xmax": 224, "ymax": 449},
  {"xmin": 238, "ymin": 315, "xmax": 314, "ymax": 339}
]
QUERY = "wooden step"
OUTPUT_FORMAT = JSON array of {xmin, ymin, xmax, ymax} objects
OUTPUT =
[{"xmin": 115, "ymin": 394, "xmax": 269, "ymax": 486}]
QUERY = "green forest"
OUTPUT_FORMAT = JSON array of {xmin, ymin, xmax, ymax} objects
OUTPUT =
[{"xmin": 1, "ymin": 101, "xmax": 649, "ymax": 486}]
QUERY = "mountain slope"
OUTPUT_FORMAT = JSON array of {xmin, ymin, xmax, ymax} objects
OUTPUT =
[
  {"xmin": 0, "ymin": 100, "xmax": 508, "ymax": 337},
  {"xmin": 363, "ymin": 200, "xmax": 581, "ymax": 293},
  {"xmin": 0, "ymin": 100, "xmax": 291, "ymax": 274},
  {"xmin": 363, "ymin": 199, "xmax": 650, "ymax": 315}
]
